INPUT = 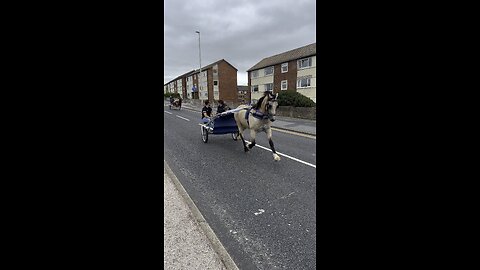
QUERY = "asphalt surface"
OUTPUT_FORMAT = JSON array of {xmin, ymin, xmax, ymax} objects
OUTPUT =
[{"xmin": 164, "ymin": 105, "xmax": 316, "ymax": 270}]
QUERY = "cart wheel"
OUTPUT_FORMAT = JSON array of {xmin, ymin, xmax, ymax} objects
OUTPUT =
[
  {"xmin": 232, "ymin": 132, "xmax": 239, "ymax": 141},
  {"xmin": 201, "ymin": 126, "xmax": 208, "ymax": 143}
]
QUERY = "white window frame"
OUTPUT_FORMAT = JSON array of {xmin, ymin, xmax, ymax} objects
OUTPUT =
[
  {"xmin": 264, "ymin": 66, "xmax": 274, "ymax": 76},
  {"xmin": 298, "ymin": 57, "xmax": 312, "ymax": 69},
  {"xmin": 297, "ymin": 77, "xmax": 311, "ymax": 88},
  {"xmin": 281, "ymin": 63, "xmax": 288, "ymax": 73},
  {"xmin": 251, "ymin": 85, "xmax": 258, "ymax": 92},
  {"xmin": 265, "ymin": 83, "xmax": 273, "ymax": 92},
  {"xmin": 251, "ymin": 70, "xmax": 258, "ymax": 78},
  {"xmin": 281, "ymin": 80, "xmax": 288, "ymax": 90}
]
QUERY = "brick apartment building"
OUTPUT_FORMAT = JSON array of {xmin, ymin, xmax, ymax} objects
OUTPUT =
[
  {"xmin": 237, "ymin": 85, "xmax": 249, "ymax": 104},
  {"xmin": 164, "ymin": 59, "xmax": 238, "ymax": 104},
  {"xmin": 247, "ymin": 43, "xmax": 317, "ymax": 104}
]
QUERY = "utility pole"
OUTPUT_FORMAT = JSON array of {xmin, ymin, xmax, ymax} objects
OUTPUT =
[{"xmin": 195, "ymin": 30, "xmax": 203, "ymax": 101}]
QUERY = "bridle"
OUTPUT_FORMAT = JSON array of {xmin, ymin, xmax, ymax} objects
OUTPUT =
[
  {"xmin": 244, "ymin": 94, "xmax": 277, "ymax": 127},
  {"xmin": 264, "ymin": 99, "xmax": 277, "ymax": 121}
]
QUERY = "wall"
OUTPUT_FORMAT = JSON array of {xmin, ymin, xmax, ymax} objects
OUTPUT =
[
  {"xmin": 296, "ymin": 55, "xmax": 316, "ymax": 103},
  {"xmin": 274, "ymin": 60, "xmax": 298, "ymax": 94},
  {"xmin": 276, "ymin": 106, "xmax": 316, "ymax": 120},
  {"xmin": 218, "ymin": 61, "xmax": 238, "ymax": 103}
]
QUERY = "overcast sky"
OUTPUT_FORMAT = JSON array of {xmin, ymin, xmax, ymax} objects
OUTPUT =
[{"xmin": 164, "ymin": 0, "xmax": 316, "ymax": 86}]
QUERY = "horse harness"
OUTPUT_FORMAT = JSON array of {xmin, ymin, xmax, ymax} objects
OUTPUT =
[{"xmin": 243, "ymin": 107, "xmax": 270, "ymax": 130}]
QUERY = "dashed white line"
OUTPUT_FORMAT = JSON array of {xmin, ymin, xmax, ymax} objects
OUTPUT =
[
  {"xmin": 176, "ymin": 115, "xmax": 190, "ymax": 121},
  {"xmin": 164, "ymin": 111, "xmax": 173, "ymax": 114},
  {"xmin": 245, "ymin": 140, "xmax": 316, "ymax": 168}
]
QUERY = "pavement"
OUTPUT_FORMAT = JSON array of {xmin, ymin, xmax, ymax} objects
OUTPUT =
[
  {"xmin": 164, "ymin": 161, "xmax": 238, "ymax": 270},
  {"xmin": 164, "ymin": 100, "xmax": 316, "ymax": 269},
  {"xmin": 178, "ymin": 101, "xmax": 316, "ymax": 136}
]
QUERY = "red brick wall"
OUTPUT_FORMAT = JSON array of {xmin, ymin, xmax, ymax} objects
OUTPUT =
[
  {"xmin": 182, "ymin": 77, "xmax": 187, "ymax": 98},
  {"xmin": 207, "ymin": 68, "xmax": 213, "ymax": 103},
  {"xmin": 273, "ymin": 60, "xmax": 298, "ymax": 93},
  {"xmin": 193, "ymin": 73, "xmax": 199, "ymax": 99},
  {"xmin": 247, "ymin": 72, "xmax": 251, "ymax": 103},
  {"xmin": 218, "ymin": 61, "xmax": 238, "ymax": 104}
]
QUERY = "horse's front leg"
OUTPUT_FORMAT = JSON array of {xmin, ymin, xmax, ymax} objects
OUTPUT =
[
  {"xmin": 248, "ymin": 129, "xmax": 257, "ymax": 149},
  {"xmin": 266, "ymin": 127, "xmax": 281, "ymax": 161},
  {"xmin": 237, "ymin": 125, "xmax": 249, "ymax": 152}
]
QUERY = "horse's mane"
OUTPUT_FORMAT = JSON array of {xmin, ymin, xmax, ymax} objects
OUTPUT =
[{"xmin": 253, "ymin": 92, "xmax": 271, "ymax": 110}]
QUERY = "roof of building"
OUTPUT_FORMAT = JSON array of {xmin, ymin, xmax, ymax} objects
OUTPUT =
[
  {"xmin": 196, "ymin": 58, "xmax": 238, "ymax": 72},
  {"xmin": 247, "ymin": 43, "xmax": 316, "ymax": 72}
]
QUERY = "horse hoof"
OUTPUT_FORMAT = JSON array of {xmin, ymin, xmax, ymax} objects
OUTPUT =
[
  {"xmin": 244, "ymin": 148, "xmax": 249, "ymax": 152},
  {"xmin": 273, "ymin": 154, "xmax": 281, "ymax": 161}
]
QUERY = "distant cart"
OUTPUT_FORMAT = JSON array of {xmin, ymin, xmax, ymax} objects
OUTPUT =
[{"xmin": 199, "ymin": 109, "xmax": 240, "ymax": 143}]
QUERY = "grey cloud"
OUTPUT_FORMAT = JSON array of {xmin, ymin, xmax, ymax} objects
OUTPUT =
[{"xmin": 164, "ymin": 0, "xmax": 316, "ymax": 85}]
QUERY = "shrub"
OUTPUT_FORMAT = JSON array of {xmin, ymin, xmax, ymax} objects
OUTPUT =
[
  {"xmin": 163, "ymin": 92, "xmax": 181, "ymax": 99},
  {"xmin": 277, "ymin": 90, "xmax": 315, "ymax": 107}
]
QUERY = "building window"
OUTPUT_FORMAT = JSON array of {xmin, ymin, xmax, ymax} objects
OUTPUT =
[
  {"xmin": 265, "ymin": 83, "xmax": 273, "ymax": 92},
  {"xmin": 264, "ymin": 66, "xmax": 274, "ymax": 76},
  {"xmin": 297, "ymin": 76, "xmax": 311, "ymax": 88},
  {"xmin": 251, "ymin": 85, "xmax": 258, "ymax": 92},
  {"xmin": 298, "ymin": 57, "xmax": 312, "ymax": 69},
  {"xmin": 281, "ymin": 80, "xmax": 287, "ymax": 90},
  {"xmin": 281, "ymin": 63, "xmax": 288, "ymax": 73},
  {"xmin": 214, "ymin": 80, "xmax": 218, "ymax": 86},
  {"xmin": 251, "ymin": 70, "xmax": 258, "ymax": 78}
]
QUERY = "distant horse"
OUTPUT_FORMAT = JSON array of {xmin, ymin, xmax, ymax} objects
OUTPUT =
[
  {"xmin": 233, "ymin": 91, "xmax": 280, "ymax": 161},
  {"xmin": 169, "ymin": 98, "xmax": 182, "ymax": 110}
]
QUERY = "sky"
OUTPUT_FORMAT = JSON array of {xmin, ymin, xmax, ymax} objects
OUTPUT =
[{"xmin": 164, "ymin": 0, "xmax": 316, "ymax": 86}]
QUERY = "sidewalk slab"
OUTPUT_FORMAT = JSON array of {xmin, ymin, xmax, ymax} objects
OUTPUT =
[{"xmin": 164, "ymin": 166, "xmax": 227, "ymax": 270}]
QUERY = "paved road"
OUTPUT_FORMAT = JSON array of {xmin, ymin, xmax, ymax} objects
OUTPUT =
[{"xmin": 164, "ymin": 105, "xmax": 316, "ymax": 270}]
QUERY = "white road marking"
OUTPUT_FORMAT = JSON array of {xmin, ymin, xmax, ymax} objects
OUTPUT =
[
  {"xmin": 164, "ymin": 111, "xmax": 173, "ymax": 114},
  {"xmin": 254, "ymin": 209, "xmax": 265, "ymax": 216},
  {"xmin": 176, "ymin": 115, "xmax": 190, "ymax": 121},
  {"xmin": 245, "ymin": 140, "xmax": 316, "ymax": 168}
]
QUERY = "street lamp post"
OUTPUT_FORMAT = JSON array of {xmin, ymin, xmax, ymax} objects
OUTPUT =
[
  {"xmin": 196, "ymin": 31, "xmax": 202, "ymax": 100},
  {"xmin": 195, "ymin": 31, "xmax": 202, "ymax": 73}
]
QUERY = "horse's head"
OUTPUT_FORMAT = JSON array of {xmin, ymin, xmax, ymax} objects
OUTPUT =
[{"xmin": 264, "ymin": 92, "xmax": 278, "ymax": 122}]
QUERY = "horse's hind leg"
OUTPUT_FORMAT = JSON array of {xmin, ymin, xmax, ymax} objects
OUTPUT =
[{"xmin": 266, "ymin": 127, "xmax": 281, "ymax": 161}]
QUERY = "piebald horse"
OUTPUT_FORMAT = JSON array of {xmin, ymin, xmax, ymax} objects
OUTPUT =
[{"xmin": 234, "ymin": 91, "xmax": 281, "ymax": 161}]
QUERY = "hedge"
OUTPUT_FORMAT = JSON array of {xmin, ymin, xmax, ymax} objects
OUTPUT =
[{"xmin": 277, "ymin": 90, "xmax": 315, "ymax": 107}]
